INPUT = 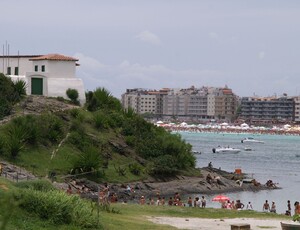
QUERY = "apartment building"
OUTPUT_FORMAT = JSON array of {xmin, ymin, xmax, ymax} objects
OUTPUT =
[
  {"xmin": 121, "ymin": 88, "xmax": 168, "ymax": 116},
  {"xmin": 240, "ymin": 96, "xmax": 294, "ymax": 123},
  {"xmin": 295, "ymin": 97, "xmax": 300, "ymax": 122},
  {"xmin": 122, "ymin": 86, "xmax": 238, "ymax": 121},
  {"xmin": 212, "ymin": 87, "xmax": 238, "ymax": 121}
]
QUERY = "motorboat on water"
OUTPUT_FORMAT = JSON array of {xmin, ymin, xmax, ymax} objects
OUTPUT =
[
  {"xmin": 241, "ymin": 137, "xmax": 264, "ymax": 144},
  {"xmin": 192, "ymin": 150, "xmax": 201, "ymax": 154},
  {"xmin": 244, "ymin": 146, "xmax": 252, "ymax": 151},
  {"xmin": 212, "ymin": 146, "xmax": 241, "ymax": 154}
]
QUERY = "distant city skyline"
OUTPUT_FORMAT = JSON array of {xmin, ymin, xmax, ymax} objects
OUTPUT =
[{"xmin": 2, "ymin": 0, "xmax": 300, "ymax": 98}]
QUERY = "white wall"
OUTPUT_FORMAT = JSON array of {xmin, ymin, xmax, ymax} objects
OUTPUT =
[
  {"xmin": 32, "ymin": 60, "xmax": 76, "ymax": 78},
  {"xmin": 0, "ymin": 57, "xmax": 33, "ymax": 75},
  {"xmin": 47, "ymin": 78, "xmax": 86, "ymax": 105},
  {"xmin": 207, "ymin": 94, "xmax": 215, "ymax": 116}
]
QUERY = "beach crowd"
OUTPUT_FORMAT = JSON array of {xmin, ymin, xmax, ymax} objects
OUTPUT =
[{"xmin": 65, "ymin": 181, "xmax": 300, "ymax": 221}]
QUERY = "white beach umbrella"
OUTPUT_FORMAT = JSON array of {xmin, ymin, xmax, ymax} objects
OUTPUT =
[
  {"xmin": 220, "ymin": 122, "xmax": 229, "ymax": 126},
  {"xmin": 179, "ymin": 122, "xmax": 187, "ymax": 127}
]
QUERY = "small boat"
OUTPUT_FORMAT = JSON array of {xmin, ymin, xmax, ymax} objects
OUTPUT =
[
  {"xmin": 212, "ymin": 147, "xmax": 241, "ymax": 154},
  {"xmin": 280, "ymin": 222, "xmax": 300, "ymax": 230},
  {"xmin": 241, "ymin": 137, "xmax": 264, "ymax": 144},
  {"xmin": 192, "ymin": 150, "xmax": 201, "ymax": 154},
  {"xmin": 244, "ymin": 146, "xmax": 252, "ymax": 151}
]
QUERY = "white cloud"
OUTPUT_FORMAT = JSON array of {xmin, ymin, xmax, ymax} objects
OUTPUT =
[
  {"xmin": 76, "ymin": 54, "xmax": 230, "ymax": 98},
  {"xmin": 74, "ymin": 53, "xmax": 107, "ymax": 70},
  {"xmin": 136, "ymin": 30, "xmax": 162, "ymax": 45}
]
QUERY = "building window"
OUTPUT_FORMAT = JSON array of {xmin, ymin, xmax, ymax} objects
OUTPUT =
[
  {"xmin": 14, "ymin": 67, "xmax": 19, "ymax": 75},
  {"xmin": 41, "ymin": 65, "xmax": 45, "ymax": 72},
  {"xmin": 7, "ymin": 67, "xmax": 11, "ymax": 75},
  {"xmin": 35, "ymin": 65, "xmax": 38, "ymax": 72}
]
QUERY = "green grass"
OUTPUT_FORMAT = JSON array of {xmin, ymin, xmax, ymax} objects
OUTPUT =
[
  {"xmin": 0, "ymin": 178, "xmax": 292, "ymax": 230},
  {"xmin": 2, "ymin": 144, "xmax": 77, "ymax": 178}
]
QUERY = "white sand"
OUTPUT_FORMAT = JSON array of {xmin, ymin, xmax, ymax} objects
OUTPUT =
[{"xmin": 149, "ymin": 216, "xmax": 297, "ymax": 230}]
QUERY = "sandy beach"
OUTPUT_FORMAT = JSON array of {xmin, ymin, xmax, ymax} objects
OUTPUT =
[{"xmin": 149, "ymin": 216, "xmax": 299, "ymax": 230}]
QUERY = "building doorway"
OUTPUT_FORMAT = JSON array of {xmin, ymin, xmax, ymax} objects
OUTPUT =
[{"xmin": 31, "ymin": 78, "xmax": 43, "ymax": 95}]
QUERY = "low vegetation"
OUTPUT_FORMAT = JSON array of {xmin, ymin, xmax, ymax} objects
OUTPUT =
[
  {"xmin": 0, "ymin": 178, "xmax": 102, "ymax": 229},
  {"xmin": 0, "ymin": 75, "xmax": 199, "ymax": 229},
  {"xmin": 0, "ymin": 81, "xmax": 196, "ymax": 181},
  {"xmin": 0, "ymin": 73, "xmax": 27, "ymax": 119},
  {"xmin": 0, "ymin": 178, "xmax": 290, "ymax": 230}
]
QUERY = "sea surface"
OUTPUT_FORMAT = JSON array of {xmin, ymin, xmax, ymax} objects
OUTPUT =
[{"xmin": 177, "ymin": 131, "xmax": 300, "ymax": 214}]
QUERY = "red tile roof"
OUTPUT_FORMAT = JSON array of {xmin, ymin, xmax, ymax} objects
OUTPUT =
[
  {"xmin": 223, "ymin": 89, "xmax": 233, "ymax": 95},
  {"xmin": 29, "ymin": 54, "xmax": 78, "ymax": 61}
]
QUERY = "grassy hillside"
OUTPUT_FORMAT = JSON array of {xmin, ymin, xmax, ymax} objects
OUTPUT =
[{"xmin": 0, "ymin": 85, "xmax": 196, "ymax": 184}]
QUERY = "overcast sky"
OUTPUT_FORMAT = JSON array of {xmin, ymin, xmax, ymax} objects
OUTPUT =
[{"xmin": 2, "ymin": 0, "xmax": 300, "ymax": 98}]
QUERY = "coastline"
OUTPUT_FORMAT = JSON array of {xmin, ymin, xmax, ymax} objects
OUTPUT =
[
  {"xmin": 106, "ymin": 167, "xmax": 278, "ymax": 202},
  {"xmin": 162, "ymin": 125, "xmax": 300, "ymax": 136}
]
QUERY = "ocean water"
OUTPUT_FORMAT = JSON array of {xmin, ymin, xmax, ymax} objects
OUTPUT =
[{"xmin": 178, "ymin": 131, "xmax": 300, "ymax": 214}]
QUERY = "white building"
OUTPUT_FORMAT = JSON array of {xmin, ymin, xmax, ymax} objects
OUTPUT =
[
  {"xmin": 294, "ymin": 97, "xmax": 300, "ymax": 122},
  {"xmin": 0, "ymin": 54, "xmax": 86, "ymax": 105}
]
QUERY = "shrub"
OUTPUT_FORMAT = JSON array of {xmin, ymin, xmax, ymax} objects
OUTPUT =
[
  {"xmin": 93, "ymin": 111, "xmax": 109, "ymax": 129},
  {"xmin": 15, "ymin": 179, "xmax": 55, "ymax": 192},
  {"xmin": 13, "ymin": 79, "xmax": 27, "ymax": 100},
  {"xmin": 86, "ymin": 87, "xmax": 122, "ymax": 112},
  {"xmin": 39, "ymin": 114, "xmax": 65, "ymax": 143},
  {"xmin": 69, "ymin": 108, "xmax": 85, "ymax": 122},
  {"xmin": 18, "ymin": 189, "xmax": 99, "ymax": 227},
  {"xmin": 124, "ymin": 135, "xmax": 135, "ymax": 147},
  {"xmin": 148, "ymin": 155, "xmax": 179, "ymax": 176},
  {"xmin": 66, "ymin": 88, "xmax": 79, "ymax": 105},
  {"xmin": 70, "ymin": 108, "xmax": 80, "ymax": 118},
  {"xmin": 56, "ymin": 96, "xmax": 65, "ymax": 102},
  {"xmin": 0, "ymin": 98, "xmax": 13, "ymax": 119},
  {"xmin": 5, "ymin": 123, "xmax": 28, "ymax": 158},
  {"xmin": 0, "ymin": 135, "xmax": 7, "ymax": 155},
  {"xmin": 12, "ymin": 115, "xmax": 40, "ymax": 145},
  {"xmin": 128, "ymin": 163, "xmax": 142, "ymax": 176},
  {"xmin": 71, "ymin": 145, "xmax": 102, "ymax": 173},
  {"xmin": 68, "ymin": 131, "xmax": 88, "ymax": 150}
]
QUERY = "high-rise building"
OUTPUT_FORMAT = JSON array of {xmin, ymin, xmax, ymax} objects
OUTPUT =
[
  {"xmin": 294, "ymin": 97, "xmax": 300, "ymax": 122},
  {"xmin": 122, "ymin": 86, "xmax": 238, "ymax": 121},
  {"xmin": 240, "ymin": 96, "xmax": 294, "ymax": 123}
]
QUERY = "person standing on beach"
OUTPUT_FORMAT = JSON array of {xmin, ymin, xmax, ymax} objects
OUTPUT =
[
  {"xmin": 287, "ymin": 200, "xmax": 291, "ymax": 216},
  {"xmin": 187, "ymin": 197, "xmax": 193, "ymax": 207},
  {"xmin": 294, "ymin": 201, "xmax": 300, "ymax": 215},
  {"xmin": 270, "ymin": 201, "xmax": 276, "ymax": 213},
  {"xmin": 246, "ymin": 202, "xmax": 253, "ymax": 210},
  {"xmin": 201, "ymin": 196, "xmax": 206, "ymax": 208},
  {"xmin": 263, "ymin": 200, "xmax": 270, "ymax": 212}
]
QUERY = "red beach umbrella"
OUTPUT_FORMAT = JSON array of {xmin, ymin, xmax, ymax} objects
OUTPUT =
[{"xmin": 212, "ymin": 195, "xmax": 230, "ymax": 202}]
